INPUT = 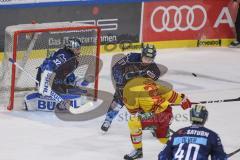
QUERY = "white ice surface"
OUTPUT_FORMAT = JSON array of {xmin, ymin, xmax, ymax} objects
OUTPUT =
[{"xmin": 1, "ymin": 47, "xmax": 240, "ymax": 160}]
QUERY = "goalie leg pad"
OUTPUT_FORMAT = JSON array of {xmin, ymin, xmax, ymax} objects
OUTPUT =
[
  {"xmin": 38, "ymin": 70, "xmax": 55, "ymax": 96},
  {"xmin": 25, "ymin": 92, "xmax": 58, "ymax": 111},
  {"xmin": 24, "ymin": 92, "xmax": 85, "ymax": 111}
]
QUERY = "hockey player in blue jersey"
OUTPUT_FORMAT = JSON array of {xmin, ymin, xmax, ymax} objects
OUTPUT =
[
  {"xmin": 37, "ymin": 38, "xmax": 82, "ymax": 94},
  {"xmin": 101, "ymin": 44, "xmax": 166, "ymax": 132},
  {"xmin": 24, "ymin": 38, "xmax": 95, "ymax": 111},
  {"xmin": 158, "ymin": 104, "xmax": 227, "ymax": 160}
]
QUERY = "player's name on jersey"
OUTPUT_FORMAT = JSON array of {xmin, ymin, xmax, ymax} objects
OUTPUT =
[
  {"xmin": 173, "ymin": 136, "xmax": 207, "ymax": 145},
  {"xmin": 186, "ymin": 129, "xmax": 210, "ymax": 137}
]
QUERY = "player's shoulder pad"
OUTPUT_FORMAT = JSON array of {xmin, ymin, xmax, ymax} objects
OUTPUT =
[
  {"xmin": 202, "ymin": 127, "xmax": 219, "ymax": 137},
  {"xmin": 53, "ymin": 48, "xmax": 64, "ymax": 55},
  {"xmin": 55, "ymin": 48, "xmax": 72, "ymax": 56},
  {"xmin": 202, "ymin": 127, "xmax": 223, "ymax": 146},
  {"xmin": 174, "ymin": 127, "xmax": 189, "ymax": 136},
  {"xmin": 127, "ymin": 52, "xmax": 141, "ymax": 62},
  {"xmin": 47, "ymin": 49, "xmax": 63, "ymax": 60},
  {"xmin": 52, "ymin": 48, "xmax": 75, "ymax": 64}
]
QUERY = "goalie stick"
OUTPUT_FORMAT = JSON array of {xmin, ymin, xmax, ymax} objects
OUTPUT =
[
  {"xmin": 17, "ymin": 32, "xmax": 40, "ymax": 82},
  {"xmin": 9, "ymin": 58, "xmax": 39, "ymax": 85},
  {"xmin": 8, "ymin": 58, "xmax": 93, "ymax": 114}
]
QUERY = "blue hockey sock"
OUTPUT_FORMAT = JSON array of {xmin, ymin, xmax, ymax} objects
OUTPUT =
[{"xmin": 105, "ymin": 109, "xmax": 120, "ymax": 123}]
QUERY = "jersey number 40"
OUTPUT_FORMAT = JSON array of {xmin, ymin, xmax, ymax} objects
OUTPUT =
[{"xmin": 174, "ymin": 143, "xmax": 200, "ymax": 160}]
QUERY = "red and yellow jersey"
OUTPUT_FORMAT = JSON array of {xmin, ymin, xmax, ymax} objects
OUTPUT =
[{"xmin": 123, "ymin": 77, "xmax": 184, "ymax": 114}]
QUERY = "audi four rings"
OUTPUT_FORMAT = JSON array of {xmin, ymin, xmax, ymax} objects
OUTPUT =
[{"xmin": 150, "ymin": 5, "xmax": 207, "ymax": 32}]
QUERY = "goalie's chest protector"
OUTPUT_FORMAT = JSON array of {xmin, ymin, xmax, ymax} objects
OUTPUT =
[{"xmin": 53, "ymin": 50, "xmax": 79, "ymax": 80}]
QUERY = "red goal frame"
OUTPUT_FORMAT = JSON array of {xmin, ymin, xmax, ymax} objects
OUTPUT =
[{"xmin": 7, "ymin": 25, "xmax": 101, "ymax": 110}]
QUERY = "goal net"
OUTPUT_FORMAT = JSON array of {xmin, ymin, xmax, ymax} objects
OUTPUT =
[{"xmin": 0, "ymin": 22, "xmax": 101, "ymax": 110}]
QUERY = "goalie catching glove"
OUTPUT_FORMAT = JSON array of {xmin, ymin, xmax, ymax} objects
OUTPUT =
[
  {"xmin": 73, "ymin": 79, "xmax": 89, "ymax": 87},
  {"xmin": 72, "ymin": 74, "xmax": 94, "ymax": 87}
]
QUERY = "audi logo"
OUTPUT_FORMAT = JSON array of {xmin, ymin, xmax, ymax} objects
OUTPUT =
[{"xmin": 150, "ymin": 5, "xmax": 207, "ymax": 32}]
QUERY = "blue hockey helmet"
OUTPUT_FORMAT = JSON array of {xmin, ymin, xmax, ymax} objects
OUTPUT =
[
  {"xmin": 190, "ymin": 104, "xmax": 208, "ymax": 125},
  {"xmin": 141, "ymin": 44, "xmax": 156, "ymax": 59},
  {"xmin": 65, "ymin": 38, "xmax": 81, "ymax": 50}
]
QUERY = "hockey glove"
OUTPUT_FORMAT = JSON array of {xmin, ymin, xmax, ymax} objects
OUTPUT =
[
  {"xmin": 125, "ymin": 71, "xmax": 138, "ymax": 80},
  {"xmin": 125, "ymin": 70, "xmax": 147, "ymax": 80},
  {"xmin": 65, "ymin": 73, "xmax": 76, "ymax": 84},
  {"xmin": 138, "ymin": 112, "xmax": 154, "ymax": 121},
  {"xmin": 74, "ymin": 79, "xmax": 89, "ymax": 87},
  {"xmin": 180, "ymin": 94, "xmax": 191, "ymax": 110},
  {"xmin": 85, "ymin": 74, "xmax": 95, "ymax": 83}
]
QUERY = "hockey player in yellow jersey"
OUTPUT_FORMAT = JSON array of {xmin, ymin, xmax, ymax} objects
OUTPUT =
[{"xmin": 123, "ymin": 77, "xmax": 192, "ymax": 160}]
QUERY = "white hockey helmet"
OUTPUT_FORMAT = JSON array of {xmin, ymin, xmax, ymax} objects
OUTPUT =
[
  {"xmin": 65, "ymin": 38, "xmax": 81, "ymax": 55},
  {"xmin": 65, "ymin": 38, "xmax": 81, "ymax": 50}
]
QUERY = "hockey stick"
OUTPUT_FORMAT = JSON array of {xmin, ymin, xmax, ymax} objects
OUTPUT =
[
  {"xmin": 8, "ymin": 58, "xmax": 93, "ymax": 114},
  {"xmin": 169, "ymin": 128, "xmax": 176, "ymax": 134},
  {"xmin": 227, "ymin": 147, "xmax": 240, "ymax": 158},
  {"xmin": 9, "ymin": 58, "xmax": 39, "ymax": 85},
  {"xmin": 172, "ymin": 97, "xmax": 240, "ymax": 107},
  {"xmin": 17, "ymin": 32, "xmax": 40, "ymax": 83},
  {"xmin": 197, "ymin": 97, "xmax": 240, "ymax": 104}
]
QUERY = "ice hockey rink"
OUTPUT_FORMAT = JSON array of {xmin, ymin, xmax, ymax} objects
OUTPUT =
[{"xmin": 0, "ymin": 47, "xmax": 240, "ymax": 160}]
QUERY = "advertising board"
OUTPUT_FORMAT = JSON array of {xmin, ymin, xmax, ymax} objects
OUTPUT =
[
  {"xmin": 142, "ymin": 0, "xmax": 236, "ymax": 42},
  {"xmin": 0, "ymin": 3, "xmax": 141, "ymax": 51}
]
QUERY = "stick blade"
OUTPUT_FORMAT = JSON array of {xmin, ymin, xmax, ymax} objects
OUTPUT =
[{"xmin": 68, "ymin": 101, "xmax": 94, "ymax": 114}]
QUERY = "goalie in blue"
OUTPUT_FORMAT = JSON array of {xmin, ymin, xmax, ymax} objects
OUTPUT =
[
  {"xmin": 101, "ymin": 44, "xmax": 167, "ymax": 132},
  {"xmin": 24, "ymin": 38, "xmax": 95, "ymax": 111},
  {"xmin": 158, "ymin": 104, "xmax": 227, "ymax": 160}
]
